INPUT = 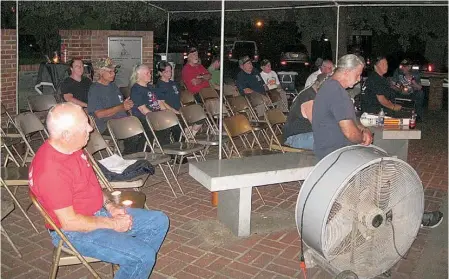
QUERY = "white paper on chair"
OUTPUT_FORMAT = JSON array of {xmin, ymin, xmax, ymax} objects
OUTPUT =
[{"xmin": 98, "ymin": 154, "xmax": 137, "ymax": 174}]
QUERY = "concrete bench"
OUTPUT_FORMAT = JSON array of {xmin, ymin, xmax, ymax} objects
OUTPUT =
[{"xmin": 189, "ymin": 152, "xmax": 316, "ymax": 236}]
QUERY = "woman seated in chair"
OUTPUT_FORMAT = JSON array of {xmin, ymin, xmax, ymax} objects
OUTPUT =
[
  {"xmin": 260, "ymin": 59, "xmax": 289, "ymax": 112},
  {"xmin": 156, "ymin": 61, "xmax": 202, "ymax": 137},
  {"xmin": 129, "ymin": 64, "xmax": 180, "ymax": 146}
]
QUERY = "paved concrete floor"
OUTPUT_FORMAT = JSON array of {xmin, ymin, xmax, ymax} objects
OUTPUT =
[{"xmin": 1, "ymin": 109, "xmax": 447, "ymax": 279}]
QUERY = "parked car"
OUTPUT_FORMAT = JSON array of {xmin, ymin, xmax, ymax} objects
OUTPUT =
[
  {"xmin": 227, "ymin": 41, "xmax": 259, "ymax": 63},
  {"xmin": 277, "ymin": 44, "xmax": 311, "ymax": 86}
]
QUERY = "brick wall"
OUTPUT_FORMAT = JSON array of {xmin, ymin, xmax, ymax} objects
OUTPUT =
[
  {"xmin": 1, "ymin": 29, "xmax": 17, "ymax": 113},
  {"xmin": 59, "ymin": 30, "xmax": 153, "ymax": 81}
]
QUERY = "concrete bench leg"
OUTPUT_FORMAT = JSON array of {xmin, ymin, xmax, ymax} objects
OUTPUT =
[
  {"xmin": 217, "ymin": 187, "xmax": 252, "ymax": 237},
  {"xmin": 373, "ymin": 137, "xmax": 409, "ymax": 162}
]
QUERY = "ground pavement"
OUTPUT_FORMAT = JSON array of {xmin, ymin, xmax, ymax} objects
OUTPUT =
[{"xmin": 1, "ymin": 110, "xmax": 447, "ymax": 279}]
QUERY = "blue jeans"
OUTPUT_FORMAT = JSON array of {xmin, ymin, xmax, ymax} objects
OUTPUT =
[
  {"xmin": 49, "ymin": 208, "xmax": 169, "ymax": 279},
  {"xmin": 284, "ymin": 132, "xmax": 314, "ymax": 150}
]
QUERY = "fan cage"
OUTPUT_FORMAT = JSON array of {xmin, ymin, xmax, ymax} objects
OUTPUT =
[{"xmin": 322, "ymin": 158, "xmax": 424, "ymax": 278}]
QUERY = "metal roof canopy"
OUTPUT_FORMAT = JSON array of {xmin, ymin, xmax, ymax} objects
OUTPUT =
[{"xmin": 145, "ymin": 0, "xmax": 447, "ymax": 160}]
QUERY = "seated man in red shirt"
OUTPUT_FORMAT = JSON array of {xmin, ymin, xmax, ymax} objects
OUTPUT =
[
  {"xmin": 181, "ymin": 47, "xmax": 211, "ymax": 102},
  {"xmin": 29, "ymin": 103, "xmax": 169, "ymax": 279}
]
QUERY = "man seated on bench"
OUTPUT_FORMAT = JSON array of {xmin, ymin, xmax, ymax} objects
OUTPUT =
[
  {"xmin": 236, "ymin": 55, "xmax": 271, "ymax": 117},
  {"xmin": 29, "ymin": 103, "xmax": 169, "ymax": 279},
  {"xmin": 283, "ymin": 73, "xmax": 328, "ymax": 150}
]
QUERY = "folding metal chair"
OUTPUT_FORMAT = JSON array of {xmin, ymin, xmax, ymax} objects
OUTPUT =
[
  {"xmin": 29, "ymin": 190, "xmax": 109, "ymax": 279},
  {"xmin": 145, "ymin": 110, "xmax": 206, "ymax": 174},
  {"xmin": 180, "ymin": 89, "xmax": 197, "ymax": 107},
  {"xmin": 1, "ymin": 104, "xmax": 22, "ymax": 138},
  {"xmin": 199, "ymin": 87, "xmax": 219, "ymax": 103},
  {"xmin": 267, "ymin": 89, "xmax": 289, "ymax": 112},
  {"xmin": 1, "ymin": 171, "xmax": 39, "ymax": 233},
  {"xmin": 203, "ymin": 98, "xmax": 230, "ymax": 134},
  {"xmin": 119, "ymin": 86, "xmax": 131, "ymax": 99},
  {"xmin": 14, "ymin": 112, "xmax": 48, "ymax": 166},
  {"xmin": 85, "ymin": 130, "xmax": 147, "ymax": 192},
  {"xmin": 107, "ymin": 116, "xmax": 183, "ymax": 197},
  {"xmin": 27, "ymin": 94, "xmax": 58, "ymax": 123},
  {"xmin": 1, "ymin": 198, "xmax": 22, "ymax": 258},
  {"xmin": 264, "ymin": 108, "xmax": 312, "ymax": 154},
  {"xmin": 179, "ymin": 104, "xmax": 229, "ymax": 158}
]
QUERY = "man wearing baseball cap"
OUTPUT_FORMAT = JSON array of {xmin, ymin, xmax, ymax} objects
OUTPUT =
[
  {"xmin": 87, "ymin": 57, "xmax": 135, "ymax": 152},
  {"xmin": 235, "ymin": 55, "xmax": 270, "ymax": 116},
  {"xmin": 181, "ymin": 47, "xmax": 211, "ymax": 102}
]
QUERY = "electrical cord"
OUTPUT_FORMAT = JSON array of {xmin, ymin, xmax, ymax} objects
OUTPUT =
[
  {"xmin": 390, "ymin": 221, "xmax": 408, "ymax": 260},
  {"xmin": 299, "ymin": 148, "xmax": 352, "ymax": 269}
]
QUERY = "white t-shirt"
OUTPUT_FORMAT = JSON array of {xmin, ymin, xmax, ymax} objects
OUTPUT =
[
  {"xmin": 260, "ymin": 71, "xmax": 280, "ymax": 90},
  {"xmin": 305, "ymin": 69, "xmax": 322, "ymax": 88}
]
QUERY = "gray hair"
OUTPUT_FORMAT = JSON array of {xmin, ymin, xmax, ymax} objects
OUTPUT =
[
  {"xmin": 335, "ymin": 54, "xmax": 365, "ymax": 73},
  {"xmin": 46, "ymin": 102, "xmax": 84, "ymax": 139},
  {"xmin": 129, "ymin": 64, "xmax": 149, "ymax": 86}
]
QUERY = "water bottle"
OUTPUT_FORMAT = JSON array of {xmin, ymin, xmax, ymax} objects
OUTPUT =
[
  {"xmin": 409, "ymin": 110, "xmax": 416, "ymax": 129},
  {"xmin": 377, "ymin": 108, "xmax": 385, "ymax": 126}
]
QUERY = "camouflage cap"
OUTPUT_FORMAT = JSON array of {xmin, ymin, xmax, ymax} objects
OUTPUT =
[{"xmin": 94, "ymin": 57, "xmax": 120, "ymax": 69}]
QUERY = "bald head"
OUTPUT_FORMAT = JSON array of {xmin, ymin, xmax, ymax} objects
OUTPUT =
[{"xmin": 47, "ymin": 103, "xmax": 86, "ymax": 139}]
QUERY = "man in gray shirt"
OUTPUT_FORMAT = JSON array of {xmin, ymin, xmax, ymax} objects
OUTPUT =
[
  {"xmin": 87, "ymin": 57, "xmax": 133, "ymax": 134},
  {"xmin": 312, "ymin": 54, "xmax": 372, "ymax": 160}
]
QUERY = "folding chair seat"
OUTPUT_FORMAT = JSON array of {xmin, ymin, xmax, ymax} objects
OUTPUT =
[
  {"xmin": 14, "ymin": 112, "xmax": 48, "ymax": 166},
  {"xmin": 107, "ymin": 116, "xmax": 183, "ymax": 197},
  {"xmin": 85, "ymin": 130, "xmax": 146, "ymax": 191},
  {"xmin": 1, "ymin": 198, "xmax": 21, "ymax": 258},
  {"xmin": 29, "ymin": 190, "xmax": 109, "ymax": 279},
  {"xmin": 180, "ymin": 104, "xmax": 230, "ymax": 158},
  {"xmin": 27, "ymin": 94, "xmax": 58, "ymax": 123},
  {"xmin": 264, "ymin": 108, "xmax": 312, "ymax": 154},
  {"xmin": 145, "ymin": 110, "xmax": 206, "ymax": 174}
]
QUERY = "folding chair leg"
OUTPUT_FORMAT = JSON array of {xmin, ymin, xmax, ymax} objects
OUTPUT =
[
  {"xmin": 165, "ymin": 163, "xmax": 184, "ymax": 195},
  {"xmin": 1, "ymin": 225, "xmax": 22, "ymax": 258},
  {"xmin": 278, "ymin": 183, "xmax": 285, "ymax": 193},
  {"xmin": 176, "ymin": 156, "xmax": 184, "ymax": 175},
  {"xmin": 158, "ymin": 164, "xmax": 178, "ymax": 197},
  {"xmin": 3, "ymin": 184, "xmax": 39, "ymax": 233},
  {"xmin": 254, "ymin": 187, "xmax": 265, "ymax": 205},
  {"xmin": 50, "ymin": 242, "xmax": 63, "ymax": 279}
]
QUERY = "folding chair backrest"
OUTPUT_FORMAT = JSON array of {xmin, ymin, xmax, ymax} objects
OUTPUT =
[
  {"xmin": 223, "ymin": 114, "xmax": 253, "ymax": 137},
  {"xmin": 228, "ymin": 96, "xmax": 251, "ymax": 113},
  {"xmin": 268, "ymin": 89, "xmax": 282, "ymax": 103},
  {"xmin": 27, "ymin": 94, "xmax": 57, "ymax": 112},
  {"xmin": 180, "ymin": 89, "xmax": 196, "ymax": 106},
  {"xmin": 247, "ymin": 93, "xmax": 266, "ymax": 107},
  {"xmin": 15, "ymin": 112, "xmax": 47, "ymax": 136},
  {"xmin": 199, "ymin": 87, "xmax": 219, "ymax": 101},
  {"xmin": 107, "ymin": 116, "xmax": 144, "ymax": 140},
  {"xmin": 180, "ymin": 104, "xmax": 207, "ymax": 125},
  {"xmin": 265, "ymin": 108, "xmax": 286, "ymax": 126},
  {"xmin": 204, "ymin": 98, "xmax": 229, "ymax": 117},
  {"xmin": 223, "ymin": 84, "xmax": 239, "ymax": 98},
  {"xmin": 29, "ymin": 190, "xmax": 102, "ymax": 278},
  {"xmin": 145, "ymin": 110, "xmax": 179, "ymax": 132},
  {"xmin": 119, "ymin": 87, "xmax": 131, "ymax": 99},
  {"xmin": 85, "ymin": 130, "xmax": 113, "ymax": 156}
]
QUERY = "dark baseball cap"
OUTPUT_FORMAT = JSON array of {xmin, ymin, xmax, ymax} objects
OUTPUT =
[{"xmin": 400, "ymin": 59, "xmax": 412, "ymax": 66}]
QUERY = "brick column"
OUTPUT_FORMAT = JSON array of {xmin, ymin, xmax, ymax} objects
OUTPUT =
[{"xmin": 1, "ymin": 29, "xmax": 17, "ymax": 114}]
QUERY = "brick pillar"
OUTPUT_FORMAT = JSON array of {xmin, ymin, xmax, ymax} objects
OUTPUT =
[{"xmin": 1, "ymin": 29, "xmax": 17, "ymax": 114}]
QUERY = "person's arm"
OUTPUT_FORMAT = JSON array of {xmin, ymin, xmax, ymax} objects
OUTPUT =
[
  {"xmin": 63, "ymin": 93, "xmax": 88, "ymax": 107},
  {"xmin": 338, "ymin": 119, "xmax": 364, "ymax": 143},
  {"xmin": 301, "ymin": 100, "xmax": 314, "ymax": 122},
  {"xmin": 243, "ymin": 88, "xmax": 258, "ymax": 94},
  {"xmin": 158, "ymin": 100, "xmax": 180, "ymax": 114},
  {"xmin": 95, "ymin": 103, "xmax": 127, "ymax": 119},
  {"xmin": 137, "ymin": 104, "xmax": 151, "ymax": 115},
  {"xmin": 376, "ymin": 95, "xmax": 401, "ymax": 111}
]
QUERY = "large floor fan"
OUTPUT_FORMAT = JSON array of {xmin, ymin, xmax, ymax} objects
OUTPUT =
[{"xmin": 296, "ymin": 145, "xmax": 424, "ymax": 279}]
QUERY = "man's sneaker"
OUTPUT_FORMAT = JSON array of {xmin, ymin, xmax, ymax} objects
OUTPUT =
[{"xmin": 421, "ymin": 211, "xmax": 443, "ymax": 228}]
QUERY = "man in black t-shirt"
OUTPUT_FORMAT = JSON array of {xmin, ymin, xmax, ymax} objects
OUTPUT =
[
  {"xmin": 362, "ymin": 56, "xmax": 403, "ymax": 115},
  {"xmin": 283, "ymin": 73, "xmax": 328, "ymax": 149},
  {"xmin": 60, "ymin": 59, "xmax": 92, "ymax": 107}
]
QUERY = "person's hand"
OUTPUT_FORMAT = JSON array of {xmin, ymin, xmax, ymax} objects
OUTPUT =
[
  {"xmin": 196, "ymin": 74, "xmax": 204, "ymax": 79},
  {"xmin": 108, "ymin": 204, "xmax": 126, "ymax": 217},
  {"xmin": 393, "ymin": 104, "xmax": 402, "ymax": 111},
  {"xmin": 191, "ymin": 78, "xmax": 202, "ymax": 86},
  {"xmin": 361, "ymin": 128, "xmax": 373, "ymax": 146},
  {"xmin": 123, "ymin": 97, "xmax": 134, "ymax": 110},
  {"xmin": 111, "ymin": 214, "xmax": 133, "ymax": 232}
]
